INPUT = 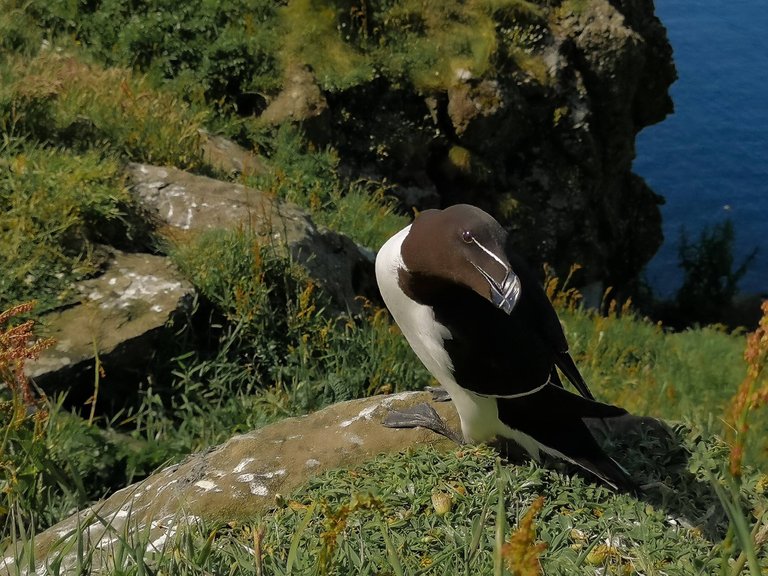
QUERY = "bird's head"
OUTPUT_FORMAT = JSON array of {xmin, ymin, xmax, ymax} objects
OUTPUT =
[{"xmin": 400, "ymin": 204, "xmax": 521, "ymax": 314}]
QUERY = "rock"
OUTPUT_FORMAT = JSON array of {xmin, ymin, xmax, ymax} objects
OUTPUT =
[
  {"xmin": 198, "ymin": 130, "xmax": 267, "ymax": 177},
  {"xmin": 3, "ymin": 391, "xmax": 459, "ymax": 575},
  {"xmin": 258, "ymin": 64, "xmax": 328, "ymax": 126},
  {"xmin": 126, "ymin": 163, "xmax": 377, "ymax": 311},
  {"xmin": 25, "ymin": 250, "xmax": 195, "ymax": 408}
]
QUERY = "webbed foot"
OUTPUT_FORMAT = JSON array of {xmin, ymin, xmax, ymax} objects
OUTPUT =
[{"xmin": 383, "ymin": 402, "xmax": 464, "ymax": 445}]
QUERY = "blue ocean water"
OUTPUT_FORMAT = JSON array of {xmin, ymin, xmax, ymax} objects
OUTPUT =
[{"xmin": 634, "ymin": 0, "xmax": 768, "ymax": 297}]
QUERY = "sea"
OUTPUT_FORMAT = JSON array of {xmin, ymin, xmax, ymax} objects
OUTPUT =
[{"xmin": 634, "ymin": 0, "xmax": 767, "ymax": 297}]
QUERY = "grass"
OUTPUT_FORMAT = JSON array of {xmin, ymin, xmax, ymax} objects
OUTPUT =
[
  {"xmin": 246, "ymin": 124, "xmax": 409, "ymax": 250},
  {"xmin": 561, "ymin": 309, "xmax": 752, "ymax": 453},
  {"xmin": 10, "ymin": 437, "xmax": 768, "ymax": 574},
  {"xmin": 3, "ymin": 283, "xmax": 768, "ymax": 573},
  {"xmin": 0, "ymin": 145, "xmax": 134, "ymax": 312},
  {"xmin": 1, "ymin": 50, "xmax": 208, "ymax": 168}
]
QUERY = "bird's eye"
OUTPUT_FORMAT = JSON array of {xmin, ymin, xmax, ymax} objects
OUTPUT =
[{"xmin": 461, "ymin": 230, "xmax": 474, "ymax": 244}]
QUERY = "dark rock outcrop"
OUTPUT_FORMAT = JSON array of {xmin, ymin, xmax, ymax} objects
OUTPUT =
[{"xmin": 268, "ymin": 0, "xmax": 675, "ymax": 288}]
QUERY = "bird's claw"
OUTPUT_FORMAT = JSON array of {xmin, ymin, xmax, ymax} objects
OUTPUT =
[
  {"xmin": 383, "ymin": 403, "xmax": 464, "ymax": 445},
  {"xmin": 426, "ymin": 386, "xmax": 452, "ymax": 403}
]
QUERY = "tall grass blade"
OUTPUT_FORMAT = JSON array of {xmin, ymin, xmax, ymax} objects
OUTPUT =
[
  {"xmin": 380, "ymin": 521, "xmax": 405, "ymax": 576},
  {"xmin": 286, "ymin": 502, "xmax": 316, "ymax": 576},
  {"xmin": 493, "ymin": 459, "xmax": 506, "ymax": 576}
]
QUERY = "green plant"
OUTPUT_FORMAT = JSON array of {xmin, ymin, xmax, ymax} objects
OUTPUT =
[
  {"xmin": 280, "ymin": 0, "xmax": 548, "ymax": 92},
  {"xmin": 675, "ymin": 220, "xmax": 758, "ymax": 326},
  {"xmin": 20, "ymin": 0, "xmax": 282, "ymax": 117},
  {"xmin": 0, "ymin": 145, "xmax": 137, "ymax": 311},
  {"xmin": 248, "ymin": 124, "xmax": 408, "ymax": 250},
  {"xmin": 713, "ymin": 300, "xmax": 768, "ymax": 576},
  {"xmin": 1, "ymin": 50, "xmax": 207, "ymax": 167}
]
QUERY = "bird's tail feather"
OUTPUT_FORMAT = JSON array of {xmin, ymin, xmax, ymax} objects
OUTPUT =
[
  {"xmin": 568, "ymin": 453, "xmax": 637, "ymax": 494},
  {"xmin": 534, "ymin": 384, "xmax": 627, "ymax": 419}
]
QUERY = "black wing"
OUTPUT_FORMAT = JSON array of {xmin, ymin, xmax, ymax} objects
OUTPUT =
[{"xmin": 505, "ymin": 249, "xmax": 596, "ymax": 401}]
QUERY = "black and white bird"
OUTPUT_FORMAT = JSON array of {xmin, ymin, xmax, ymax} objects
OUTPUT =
[{"xmin": 375, "ymin": 204, "xmax": 635, "ymax": 491}]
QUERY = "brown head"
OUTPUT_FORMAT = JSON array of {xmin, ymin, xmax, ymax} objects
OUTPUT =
[{"xmin": 400, "ymin": 204, "xmax": 521, "ymax": 314}]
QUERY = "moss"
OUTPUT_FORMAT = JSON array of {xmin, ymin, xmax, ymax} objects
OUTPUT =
[
  {"xmin": 553, "ymin": 105, "xmax": 569, "ymax": 127},
  {"xmin": 498, "ymin": 193, "xmax": 523, "ymax": 219},
  {"xmin": 448, "ymin": 145, "xmax": 473, "ymax": 173},
  {"xmin": 279, "ymin": 0, "xmax": 551, "ymax": 93},
  {"xmin": 280, "ymin": 0, "xmax": 375, "ymax": 91},
  {"xmin": 556, "ymin": 0, "xmax": 592, "ymax": 18}
]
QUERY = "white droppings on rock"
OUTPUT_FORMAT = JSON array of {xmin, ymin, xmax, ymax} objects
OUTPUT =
[
  {"xmin": 237, "ymin": 473, "xmax": 256, "ymax": 483},
  {"xmin": 194, "ymin": 480, "xmax": 221, "ymax": 492},
  {"xmin": 387, "ymin": 391, "xmax": 417, "ymax": 403},
  {"xmin": 305, "ymin": 458, "xmax": 321, "ymax": 468},
  {"xmin": 260, "ymin": 469, "xmax": 286, "ymax": 479},
  {"xmin": 182, "ymin": 207, "xmax": 194, "ymax": 230},
  {"xmin": 56, "ymin": 526, "xmax": 74, "ymax": 539},
  {"xmin": 147, "ymin": 529, "xmax": 175, "ymax": 553},
  {"xmin": 88, "ymin": 289, "xmax": 103, "ymax": 301},
  {"xmin": 340, "ymin": 404, "xmax": 379, "ymax": 428},
  {"xmin": 455, "ymin": 67, "xmax": 473, "ymax": 81},
  {"xmin": 345, "ymin": 433, "xmax": 365, "ymax": 446},
  {"xmin": 95, "ymin": 534, "xmax": 121, "ymax": 550},
  {"xmin": 249, "ymin": 483, "xmax": 269, "ymax": 496},
  {"xmin": 234, "ymin": 457, "xmax": 255, "ymax": 473},
  {"xmin": 108, "ymin": 277, "xmax": 117, "ymax": 286},
  {"xmin": 151, "ymin": 304, "xmax": 164, "ymax": 313}
]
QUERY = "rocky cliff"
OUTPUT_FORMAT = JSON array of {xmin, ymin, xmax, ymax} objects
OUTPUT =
[{"xmin": 267, "ymin": 0, "xmax": 676, "ymax": 288}]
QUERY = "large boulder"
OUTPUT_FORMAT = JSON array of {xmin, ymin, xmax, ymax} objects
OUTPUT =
[
  {"xmin": 3, "ymin": 392, "xmax": 459, "ymax": 575},
  {"xmin": 126, "ymin": 163, "xmax": 377, "ymax": 311},
  {"xmin": 25, "ymin": 159, "xmax": 379, "ymax": 411},
  {"xmin": 25, "ymin": 249, "xmax": 195, "ymax": 409}
]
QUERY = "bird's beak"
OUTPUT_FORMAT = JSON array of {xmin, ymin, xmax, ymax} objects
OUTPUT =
[{"xmin": 468, "ymin": 241, "xmax": 521, "ymax": 315}]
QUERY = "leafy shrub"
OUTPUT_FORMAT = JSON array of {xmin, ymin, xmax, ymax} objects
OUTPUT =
[
  {"xmin": 675, "ymin": 219, "xmax": 758, "ymax": 326},
  {"xmin": 23, "ymin": 0, "xmax": 282, "ymax": 117},
  {"xmin": 0, "ymin": 145, "xmax": 141, "ymax": 311},
  {"xmin": 0, "ymin": 50, "xmax": 207, "ymax": 167}
]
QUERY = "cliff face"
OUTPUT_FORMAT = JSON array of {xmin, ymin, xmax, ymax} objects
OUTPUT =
[{"xmin": 270, "ymin": 0, "xmax": 676, "ymax": 288}]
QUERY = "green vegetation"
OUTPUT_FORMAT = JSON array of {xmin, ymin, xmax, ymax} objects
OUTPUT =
[
  {"xmin": 280, "ymin": 0, "xmax": 548, "ymax": 91},
  {"xmin": 675, "ymin": 220, "xmax": 758, "ymax": 326},
  {"xmin": 0, "ymin": 1, "xmax": 767, "ymax": 574}
]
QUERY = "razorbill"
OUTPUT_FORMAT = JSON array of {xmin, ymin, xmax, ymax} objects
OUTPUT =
[{"xmin": 375, "ymin": 204, "xmax": 634, "ymax": 491}]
